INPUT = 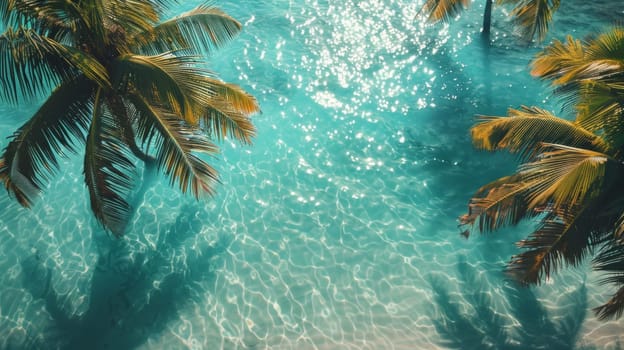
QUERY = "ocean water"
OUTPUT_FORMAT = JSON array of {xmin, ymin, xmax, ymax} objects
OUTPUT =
[{"xmin": 1, "ymin": 1, "xmax": 623, "ymax": 349}]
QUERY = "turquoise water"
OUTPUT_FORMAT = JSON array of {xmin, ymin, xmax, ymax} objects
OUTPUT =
[{"xmin": 1, "ymin": 1, "xmax": 623, "ymax": 349}]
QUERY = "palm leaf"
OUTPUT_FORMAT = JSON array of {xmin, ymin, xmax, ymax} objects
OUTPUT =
[
  {"xmin": 128, "ymin": 93, "xmax": 220, "ymax": 197},
  {"xmin": 0, "ymin": 0, "xmax": 14, "ymax": 21},
  {"xmin": 1, "ymin": 0, "xmax": 78, "ymax": 32},
  {"xmin": 520, "ymin": 143, "xmax": 609, "ymax": 209},
  {"xmin": 460, "ymin": 173, "xmax": 536, "ymax": 232},
  {"xmin": 111, "ymin": 52, "xmax": 216, "ymax": 121},
  {"xmin": 586, "ymin": 27, "xmax": 624, "ymax": 62},
  {"xmin": 530, "ymin": 35, "xmax": 588, "ymax": 84},
  {"xmin": 574, "ymin": 80, "xmax": 624, "ymax": 146},
  {"xmin": 420, "ymin": 0, "xmax": 471, "ymax": 23},
  {"xmin": 616, "ymin": 212, "xmax": 624, "ymax": 240},
  {"xmin": 107, "ymin": 94, "xmax": 153, "ymax": 162},
  {"xmin": 130, "ymin": 3, "xmax": 241, "ymax": 55},
  {"xmin": 0, "ymin": 76, "xmax": 95, "ymax": 206},
  {"xmin": 593, "ymin": 242, "xmax": 624, "ymax": 319},
  {"xmin": 0, "ymin": 27, "xmax": 110, "ymax": 103},
  {"xmin": 199, "ymin": 78, "xmax": 259, "ymax": 144},
  {"xmin": 102, "ymin": 0, "xmax": 159, "ymax": 39},
  {"xmin": 84, "ymin": 89, "xmax": 136, "ymax": 236},
  {"xmin": 471, "ymin": 106, "xmax": 608, "ymax": 160},
  {"xmin": 508, "ymin": 209, "xmax": 597, "ymax": 284},
  {"xmin": 531, "ymin": 31, "xmax": 624, "ymax": 143},
  {"xmin": 505, "ymin": 0, "xmax": 561, "ymax": 42},
  {"xmin": 531, "ymin": 28, "xmax": 624, "ymax": 94}
]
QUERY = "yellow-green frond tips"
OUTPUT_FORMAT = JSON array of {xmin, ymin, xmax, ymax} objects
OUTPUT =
[
  {"xmin": 200, "ymin": 79, "xmax": 260, "ymax": 144},
  {"xmin": 0, "ymin": 1, "xmax": 258, "ymax": 235},
  {"xmin": 131, "ymin": 3, "xmax": 242, "ymax": 55},
  {"xmin": 506, "ymin": 0, "xmax": 561, "ymax": 42},
  {"xmin": 471, "ymin": 106, "xmax": 608, "ymax": 159},
  {"xmin": 460, "ymin": 175, "xmax": 533, "ymax": 232},
  {"xmin": 463, "ymin": 26, "xmax": 624, "ymax": 322},
  {"xmin": 531, "ymin": 28, "xmax": 624, "ymax": 84},
  {"xmin": 520, "ymin": 144, "xmax": 608, "ymax": 208},
  {"xmin": 129, "ymin": 93, "xmax": 220, "ymax": 198},
  {"xmin": 0, "ymin": 27, "xmax": 110, "ymax": 103},
  {"xmin": 420, "ymin": 0, "xmax": 471, "ymax": 23}
]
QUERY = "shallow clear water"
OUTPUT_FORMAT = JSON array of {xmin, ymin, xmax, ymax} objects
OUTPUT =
[{"xmin": 1, "ymin": 1, "xmax": 623, "ymax": 349}]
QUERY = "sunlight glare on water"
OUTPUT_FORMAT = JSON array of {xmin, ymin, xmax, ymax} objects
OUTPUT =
[{"xmin": 0, "ymin": 0, "xmax": 623, "ymax": 349}]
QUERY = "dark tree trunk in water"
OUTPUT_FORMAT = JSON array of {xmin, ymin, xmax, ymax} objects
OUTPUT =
[{"xmin": 482, "ymin": 0, "xmax": 493, "ymax": 41}]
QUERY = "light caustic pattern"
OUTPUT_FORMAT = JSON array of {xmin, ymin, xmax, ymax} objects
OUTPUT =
[{"xmin": 0, "ymin": 0, "xmax": 623, "ymax": 349}]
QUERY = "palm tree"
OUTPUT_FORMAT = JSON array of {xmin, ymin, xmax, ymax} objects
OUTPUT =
[
  {"xmin": 420, "ymin": 0, "xmax": 561, "ymax": 42},
  {"xmin": 0, "ymin": 1, "xmax": 259, "ymax": 236},
  {"xmin": 460, "ymin": 27, "xmax": 624, "ymax": 319}
]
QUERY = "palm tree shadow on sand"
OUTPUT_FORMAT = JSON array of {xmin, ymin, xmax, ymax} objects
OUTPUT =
[
  {"xmin": 428, "ymin": 257, "xmax": 609, "ymax": 350},
  {"xmin": 19, "ymin": 203, "xmax": 230, "ymax": 350}
]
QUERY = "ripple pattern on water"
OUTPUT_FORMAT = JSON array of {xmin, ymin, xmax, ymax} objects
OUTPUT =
[{"xmin": 0, "ymin": 0, "xmax": 623, "ymax": 349}]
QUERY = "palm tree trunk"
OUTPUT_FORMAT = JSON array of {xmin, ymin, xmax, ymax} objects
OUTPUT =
[{"xmin": 482, "ymin": 0, "xmax": 493, "ymax": 40}]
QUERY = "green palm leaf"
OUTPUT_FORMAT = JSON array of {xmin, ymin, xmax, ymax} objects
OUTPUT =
[
  {"xmin": 507, "ymin": 209, "xmax": 600, "ymax": 284},
  {"xmin": 533, "ymin": 47, "xmax": 623, "ymax": 100},
  {"xmin": 616, "ymin": 213, "xmax": 624, "ymax": 239},
  {"xmin": 531, "ymin": 35, "xmax": 588, "ymax": 84},
  {"xmin": 1, "ymin": 0, "xmax": 78, "ymax": 32},
  {"xmin": 586, "ymin": 27, "xmax": 624, "ymax": 62},
  {"xmin": 129, "ymin": 93, "xmax": 219, "ymax": 198},
  {"xmin": 531, "ymin": 29, "xmax": 624, "ymax": 128},
  {"xmin": 199, "ymin": 78, "xmax": 259, "ymax": 144},
  {"xmin": 593, "ymin": 242, "xmax": 624, "ymax": 319},
  {"xmin": 471, "ymin": 106, "xmax": 608, "ymax": 160},
  {"xmin": 84, "ymin": 89, "xmax": 136, "ymax": 236},
  {"xmin": 420, "ymin": 0, "xmax": 471, "ymax": 23},
  {"xmin": 0, "ymin": 76, "xmax": 95, "ymax": 206},
  {"xmin": 499, "ymin": 0, "xmax": 560, "ymax": 42},
  {"xmin": 460, "ymin": 174, "xmax": 535, "ymax": 232},
  {"xmin": 111, "ymin": 53, "xmax": 206, "ymax": 120},
  {"xmin": 520, "ymin": 143, "xmax": 608, "ymax": 209},
  {"xmin": 1, "ymin": 0, "xmax": 258, "ymax": 235},
  {"xmin": 102, "ymin": 0, "xmax": 159, "ymax": 39},
  {"xmin": 131, "ymin": 3, "xmax": 241, "ymax": 55},
  {"xmin": 574, "ymin": 80, "xmax": 624, "ymax": 147},
  {"xmin": 0, "ymin": 27, "xmax": 109, "ymax": 103}
]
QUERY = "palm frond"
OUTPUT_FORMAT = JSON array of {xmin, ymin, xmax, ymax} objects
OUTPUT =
[
  {"xmin": 130, "ymin": 3, "xmax": 241, "ymax": 55},
  {"xmin": 507, "ymin": 0, "xmax": 560, "ymax": 42},
  {"xmin": 111, "ymin": 52, "xmax": 215, "ymax": 121},
  {"xmin": 508, "ymin": 209, "xmax": 595, "ymax": 284},
  {"xmin": 420, "ymin": 0, "xmax": 471, "ymax": 23},
  {"xmin": 199, "ymin": 78, "xmax": 259, "ymax": 144},
  {"xmin": 84, "ymin": 89, "xmax": 136, "ymax": 236},
  {"xmin": 593, "ymin": 242, "xmax": 624, "ymax": 319},
  {"xmin": 460, "ymin": 174, "xmax": 536, "ymax": 232},
  {"xmin": 616, "ymin": 212, "xmax": 624, "ymax": 240},
  {"xmin": 128, "ymin": 93, "xmax": 220, "ymax": 198},
  {"xmin": 1, "ymin": 0, "xmax": 78, "ymax": 32},
  {"xmin": 107, "ymin": 94, "xmax": 152, "ymax": 162},
  {"xmin": 520, "ymin": 143, "xmax": 609, "ymax": 209},
  {"xmin": 0, "ymin": 27, "xmax": 110, "ymax": 103},
  {"xmin": 0, "ymin": 0, "xmax": 14, "ymax": 21},
  {"xmin": 102, "ymin": 0, "xmax": 159, "ymax": 39},
  {"xmin": 531, "ymin": 31, "xmax": 624, "ymax": 144},
  {"xmin": 471, "ymin": 106, "xmax": 608, "ymax": 160},
  {"xmin": 530, "ymin": 35, "xmax": 587, "ymax": 83},
  {"xmin": 0, "ymin": 76, "xmax": 95, "ymax": 206},
  {"xmin": 531, "ymin": 29, "xmax": 624, "ymax": 87},
  {"xmin": 574, "ymin": 81, "xmax": 624, "ymax": 146},
  {"xmin": 586, "ymin": 27, "xmax": 624, "ymax": 62},
  {"xmin": 594, "ymin": 287, "xmax": 624, "ymax": 321}
]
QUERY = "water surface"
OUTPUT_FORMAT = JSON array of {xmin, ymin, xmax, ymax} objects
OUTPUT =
[{"xmin": 1, "ymin": 1, "xmax": 623, "ymax": 349}]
